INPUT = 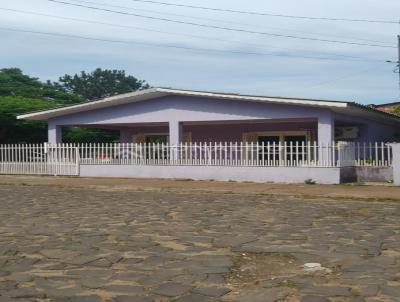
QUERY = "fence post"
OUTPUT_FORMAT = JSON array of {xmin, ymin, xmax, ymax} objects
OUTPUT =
[
  {"xmin": 337, "ymin": 141, "xmax": 355, "ymax": 167},
  {"xmin": 389, "ymin": 143, "xmax": 400, "ymax": 185}
]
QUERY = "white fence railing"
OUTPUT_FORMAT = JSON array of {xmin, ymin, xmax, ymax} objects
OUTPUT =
[
  {"xmin": 0, "ymin": 144, "xmax": 79, "ymax": 176},
  {"xmin": 0, "ymin": 142, "xmax": 393, "ymax": 175},
  {"xmin": 78, "ymin": 141, "xmax": 338, "ymax": 167},
  {"xmin": 354, "ymin": 142, "xmax": 393, "ymax": 167}
]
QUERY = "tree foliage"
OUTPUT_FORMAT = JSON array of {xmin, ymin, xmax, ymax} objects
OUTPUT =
[
  {"xmin": 57, "ymin": 68, "xmax": 149, "ymax": 100},
  {"xmin": 0, "ymin": 68, "xmax": 81, "ymax": 103},
  {"xmin": 0, "ymin": 96, "xmax": 58, "ymax": 143},
  {"xmin": 0, "ymin": 68, "xmax": 148, "ymax": 143}
]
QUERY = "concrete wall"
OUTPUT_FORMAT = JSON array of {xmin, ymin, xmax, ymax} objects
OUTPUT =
[
  {"xmin": 80, "ymin": 164, "xmax": 341, "ymax": 184},
  {"xmin": 340, "ymin": 166, "xmax": 393, "ymax": 183}
]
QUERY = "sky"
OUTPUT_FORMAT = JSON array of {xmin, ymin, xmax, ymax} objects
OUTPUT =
[{"xmin": 0, "ymin": 0, "xmax": 399, "ymax": 104}]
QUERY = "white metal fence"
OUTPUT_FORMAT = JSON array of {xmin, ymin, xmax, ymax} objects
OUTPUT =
[
  {"xmin": 78, "ymin": 141, "xmax": 337, "ymax": 167},
  {"xmin": 0, "ymin": 144, "xmax": 79, "ymax": 176},
  {"xmin": 0, "ymin": 142, "xmax": 393, "ymax": 175}
]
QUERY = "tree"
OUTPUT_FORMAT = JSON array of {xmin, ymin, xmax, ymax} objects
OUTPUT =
[
  {"xmin": 0, "ymin": 68, "xmax": 149, "ymax": 143},
  {"xmin": 0, "ymin": 68, "xmax": 81, "ymax": 103},
  {"xmin": 57, "ymin": 68, "xmax": 149, "ymax": 100},
  {"xmin": 0, "ymin": 96, "xmax": 58, "ymax": 143}
]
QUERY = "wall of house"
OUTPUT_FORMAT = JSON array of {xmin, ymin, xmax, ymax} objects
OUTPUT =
[
  {"xmin": 118, "ymin": 122, "xmax": 317, "ymax": 143},
  {"xmin": 49, "ymin": 96, "xmax": 330, "ymax": 125},
  {"xmin": 48, "ymin": 95, "xmax": 335, "ymax": 144},
  {"xmin": 334, "ymin": 113, "xmax": 399, "ymax": 143},
  {"xmin": 48, "ymin": 95, "xmax": 398, "ymax": 144}
]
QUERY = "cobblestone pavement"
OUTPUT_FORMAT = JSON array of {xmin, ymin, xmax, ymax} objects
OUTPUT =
[{"xmin": 0, "ymin": 184, "xmax": 400, "ymax": 302}]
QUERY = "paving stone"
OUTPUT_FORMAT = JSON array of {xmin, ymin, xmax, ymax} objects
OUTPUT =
[
  {"xmin": 192, "ymin": 287, "xmax": 231, "ymax": 297},
  {"xmin": 105, "ymin": 253, "xmax": 124, "ymax": 264},
  {"xmin": 5, "ymin": 273, "xmax": 34, "ymax": 282},
  {"xmin": 235, "ymin": 287, "xmax": 291, "ymax": 302},
  {"xmin": 301, "ymin": 296, "xmax": 330, "ymax": 302},
  {"xmin": 86, "ymin": 258, "xmax": 112, "ymax": 268},
  {"xmin": 300, "ymin": 286, "xmax": 352, "ymax": 296},
  {"xmin": 360, "ymin": 285, "xmax": 379, "ymax": 297},
  {"xmin": 103, "ymin": 285, "xmax": 145, "ymax": 295},
  {"xmin": 152, "ymin": 282, "xmax": 192, "ymax": 297},
  {"xmin": 45, "ymin": 286, "xmax": 84, "ymax": 299},
  {"xmin": 62, "ymin": 295, "xmax": 103, "ymax": 302},
  {"xmin": 3, "ymin": 287, "xmax": 45, "ymax": 299},
  {"xmin": 80, "ymin": 278, "xmax": 109, "ymax": 289},
  {"xmin": 380, "ymin": 285, "xmax": 400, "ymax": 297},
  {"xmin": 0, "ymin": 297, "xmax": 32, "ymax": 302},
  {"xmin": 40, "ymin": 249, "xmax": 80, "ymax": 259},
  {"xmin": 171, "ymin": 293, "xmax": 218, "ymax": 302},
  {"xmin": 34, "ymin": 277, "xmax": 73, "ymax": 289},
  {"xmin": 213, "ymin": 235, "xmax": 258, "ymax": 248},
  {"xmin": 113, "ymin": 295, "xmax": 155, "ymax": 302},
  {"xmin": 63, "ymin": 255, "xmax": 102, "ymax": 265},
  {"xmin": 112, "ymin": 271, "xmax": 149, "ymax": 282}
]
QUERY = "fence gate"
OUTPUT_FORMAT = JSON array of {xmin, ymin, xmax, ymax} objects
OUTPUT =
[{"xmin": 0, "ymin": 144, "xmax": 79, "ymax": 176}]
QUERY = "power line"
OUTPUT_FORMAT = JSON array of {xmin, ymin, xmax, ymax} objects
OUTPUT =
[
  {"xmin": 0, "ymin": 26, "xmax": 390, "ymax": 62},
  {"xmin": 299, "ymin": 65, "xmax": 387, "ymax": 89},
  {"xmin": 66, "ymin": 0, "xmax": 393, "ymax": 46},
  {"xmin": 47, "ymin": 0, "xmax": 397, "ymax": 49},
  {"xmin": 0, "ymin": 7, "xmax": 387, "ymax": 63},
  {"xmin": 127, "ymin": 0, "xmax": 398, "ymax": 24}
]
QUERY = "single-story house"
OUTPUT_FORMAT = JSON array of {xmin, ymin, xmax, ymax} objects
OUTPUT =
[
  {"xmin": 17, "ymin": 87, "xmax": 400, "ymax": 145},
  {"xmin": 14, "ymin": 88, "xmax": 400, "ymax": 184}
]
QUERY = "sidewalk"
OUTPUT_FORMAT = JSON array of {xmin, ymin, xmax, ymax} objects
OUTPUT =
[{"xmin": 1, "ymin": 175, "xmax": 399, "ymax": 201}]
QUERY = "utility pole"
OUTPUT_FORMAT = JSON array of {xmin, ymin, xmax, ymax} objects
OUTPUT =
[{"xmin": 397, "ymin": 35, "xmax": 400, "ymax": 92}]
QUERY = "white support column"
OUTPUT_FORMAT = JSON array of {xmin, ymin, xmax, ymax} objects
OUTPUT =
[
  {"xmin": 318, "ymin": 112, "xmax": 334, "ymax": 144},
  {"xmin": 169, "ymin": 121, "xmax": 183, "ymax": 162},
  {"xmin": 318, "ymin": 112, "xmax": 335, "ymax": 166},
  {"xmin": 48, "ymin": 122, "xmax": 62, "ymax": 144},
  {"xmin": 389, "ymin": 143, "xmax": 400, "ymax": 185},
  {"xmin": 169, "ymin": 120, "xmax": 183, "ymax": 146}
]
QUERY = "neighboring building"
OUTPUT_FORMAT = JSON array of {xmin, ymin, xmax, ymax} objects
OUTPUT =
[
  {"xmin": 370, "ymin": 102, "xmax": 400, "ymax": 114},
  {"xmin": 17, "ymin": 87, "xmax": 400, "ymax": 144}
]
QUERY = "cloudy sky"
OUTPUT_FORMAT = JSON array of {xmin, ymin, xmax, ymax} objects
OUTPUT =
[{"xmin": 0, "ymin": 0, "xmax": 399, "ymax": 104}]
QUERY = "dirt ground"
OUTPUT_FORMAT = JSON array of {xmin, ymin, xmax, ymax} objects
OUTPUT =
[
  {"xmin": 0, "ymin": 175, "xmax": 400, "ymax": 201},
  {"xmin": 0, "ymin": 176, "xmax": 400, "ymax": 302}
]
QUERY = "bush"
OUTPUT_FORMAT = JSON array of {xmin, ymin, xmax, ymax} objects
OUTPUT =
[{"xmin": 304, "ymin": 179, "xmax": 317, "ymax": 185}]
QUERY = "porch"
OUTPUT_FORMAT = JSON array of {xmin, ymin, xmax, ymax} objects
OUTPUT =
[{"xmin": 52, "ymin": 115, "xmax": 368, "ymax": 147}]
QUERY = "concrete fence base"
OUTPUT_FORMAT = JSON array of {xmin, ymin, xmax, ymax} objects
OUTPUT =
[
  {"xmin": 80, "ymin": 165, "xmax": 342, "ymax": 184},
  {"xmin": 389, "ymin": 144, "xmax": 400, "ymax": 185}
]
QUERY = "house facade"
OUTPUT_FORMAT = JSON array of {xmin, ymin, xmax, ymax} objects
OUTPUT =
[{"xmin": 14, "ymin": 88, "xmax": 400, "ymax": 184}]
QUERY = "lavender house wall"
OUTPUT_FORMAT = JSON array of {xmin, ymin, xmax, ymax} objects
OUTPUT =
[{"xmin": 47, "ymin": 95, "xmax": 399, "ymax": 144}]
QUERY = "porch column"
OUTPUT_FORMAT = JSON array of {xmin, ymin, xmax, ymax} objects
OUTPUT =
[
  {"xmin": 169, "ymin": 120, "xmax": 183, "ymax": 162},
  {"xmin": 318, "ymin": 112, "xmax": 334, "ymax": 144},
  {"xmin": 48, "ymin": 122, "xmax": 62, "ymax": 144},
  {"xmin": 169, "ymin": 120, "xmax": 183, "ymax": 146},
  {"xmin": 318, "ymin": 112, "xmax": 335, "ymax": 166}
]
